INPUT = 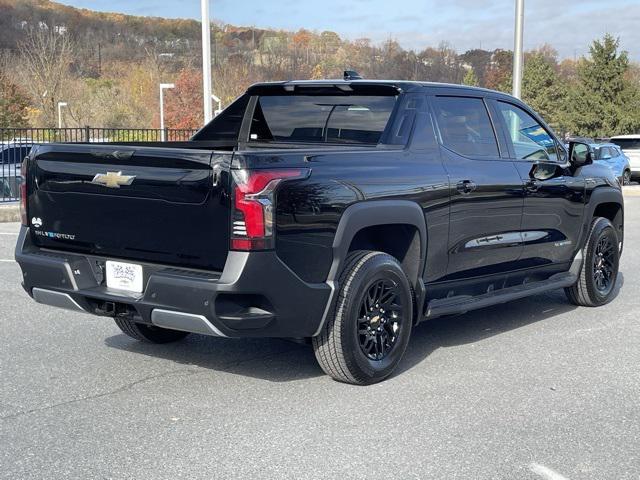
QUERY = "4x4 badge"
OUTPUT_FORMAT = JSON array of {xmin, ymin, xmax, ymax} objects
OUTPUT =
[{"xmin": 91, "ymin": 171, "xmax": 136, "ymax": 188}]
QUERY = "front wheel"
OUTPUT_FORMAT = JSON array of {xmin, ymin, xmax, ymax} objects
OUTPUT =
[
  {"xmin": 565, "ymin": 217, "xmax": 620, "ymax": 307},
  {"xmin": 623, "ymin": 170, "xmax": 632, "ymax": 186},
  {"xmin": 312, "ymin": 251, "xmax": 413, "ymax": 385}
]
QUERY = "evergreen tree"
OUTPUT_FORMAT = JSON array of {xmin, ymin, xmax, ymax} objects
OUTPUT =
[
  {"xmin": 521, "ymin": 52, "xmax": 566, "ymax": 130},
  {"xmin": 565, "ymin": 35, "xmax": 640, "ymax": 137},
  {"xmin": 462, "ymin": 68, "xmax": 479, "ymax": 86}
]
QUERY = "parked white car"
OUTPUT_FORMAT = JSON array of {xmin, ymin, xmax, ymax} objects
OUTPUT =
[{"xmin": 610, "ymin": 135, "xmax": 640, "ymax": 182}]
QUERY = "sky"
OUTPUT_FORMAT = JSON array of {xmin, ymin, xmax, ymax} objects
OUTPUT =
[{"xmin": 58, "ymin": 0, "xmax": 640, "ymax": 60}]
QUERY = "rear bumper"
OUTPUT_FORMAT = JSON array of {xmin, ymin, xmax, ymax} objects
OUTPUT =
[{"xmin": 15, "ymin": 227, "xmax": 331, "ymax": 338}]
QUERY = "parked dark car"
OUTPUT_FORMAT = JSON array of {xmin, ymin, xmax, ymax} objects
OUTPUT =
[
  {"xmin": 16, "ymin": 79, "xmax": 624, "ymax": 384},
  {"xmin": 1, "ymin": 143, "xmax": 32, "ymax": 201}
]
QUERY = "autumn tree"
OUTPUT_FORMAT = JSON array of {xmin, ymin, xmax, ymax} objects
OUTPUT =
[
  {"xmin": 459, "ymin": 49, "xmax": 492, "ymax": 85},
  {"xmin": 0, "ymin": 78, "xmax": 30, "ymax": 129},
  {"xmin": 484, "ymin": 49, "xmax": 512, "ymax": 92},
  {"xmin": 18, "ymin": 27, "xmax": 74, "ymax": 126},
  {"xmin": 163, "ymin": 68, "xmax": 204, "ymax": 130},
  {"xmin": 0, "ymin": 52, "xmax": 30, "ymax": 129}
]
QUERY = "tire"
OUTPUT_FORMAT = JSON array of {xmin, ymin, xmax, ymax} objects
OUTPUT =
[
  {"xmin": 312, "ymin": 251, "xmax": 413, "ymax": 385},
  {"xmin": 114, "ymin": 317, "xmax": 190, "ymax": 343},
  {"xmin": 623, "ymin": 170, "xmax": 631, "ymax": 186},
  {"xmin": 565, "ymin": 217, "xmax": 620, "ymax": 307}
]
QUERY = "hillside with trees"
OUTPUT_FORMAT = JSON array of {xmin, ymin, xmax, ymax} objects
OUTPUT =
[{"xmin": 0, "ymin": 0, "xmax": 639, "ymax": 138}]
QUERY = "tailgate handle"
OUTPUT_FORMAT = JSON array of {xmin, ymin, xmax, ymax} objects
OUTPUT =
[
  {"xmin": 89, "ymin": 150, "xmax": 135, "ymax": 160},
  {"xmin": 212, "ymin": 163, "xmax": 222, "ymax": 187}
]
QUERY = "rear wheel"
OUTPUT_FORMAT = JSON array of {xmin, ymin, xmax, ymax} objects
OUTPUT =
[
  {"xmin": 312, "ymin": 251, "xmax": 413, "ymax": 385},
  {"xmin": 565, "ymin": 217, "xmax": 619, "ymax": 307},
  {"xmin": 114, "ymin": 318, "xmax": 190, "ymax": 343}
]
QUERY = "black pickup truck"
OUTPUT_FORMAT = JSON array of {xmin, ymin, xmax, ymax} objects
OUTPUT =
[{"xmin": 16, "ymin": 79, "xmax": 623, "ymax": 385}]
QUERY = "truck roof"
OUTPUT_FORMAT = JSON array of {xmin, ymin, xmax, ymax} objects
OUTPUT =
[{"xmin": 247, "ymin": 79, "xmax": 515, "ymax": 99}]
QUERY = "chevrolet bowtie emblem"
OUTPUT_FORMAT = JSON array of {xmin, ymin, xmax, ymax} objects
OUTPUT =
[{"xmin": 91, "ymin": 171, "xmax": 136, "ymax": 188}]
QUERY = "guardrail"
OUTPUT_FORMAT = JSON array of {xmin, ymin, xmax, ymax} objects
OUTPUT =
[{"xmin": 0, "ymin": 127, "xmax": 199, "ymax": 202}]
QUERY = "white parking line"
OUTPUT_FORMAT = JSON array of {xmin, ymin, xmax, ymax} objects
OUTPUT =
[
  {"xmin": 0, "ymin": 259, "xmax": 15, "ymax": 263},
  {"xmin": 0, "ymin": 232, "xmax": 18, "ymax": 235},
  {"xmin": 530, "ymin": 463, "xmax": 570, "ymax": 480}
]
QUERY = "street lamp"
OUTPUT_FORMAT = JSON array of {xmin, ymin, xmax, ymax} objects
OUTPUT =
[
  {"xmin": 57, "ymin": 102, "xmax": 67, "ymax": 129},
  {"xmin": 512, "ymin": 0, "xmax": 525, "ymax": 99},
  {"xmin": 212, "ymin": 94, "xmax": 222, "ymax": 116},
  {"xmin": 159, "ymin": 83, "xmax": 175, "ymax": 142},
  {"xmin": 201, "ymin": 0, "xmax": 213, "ymax": 124}
]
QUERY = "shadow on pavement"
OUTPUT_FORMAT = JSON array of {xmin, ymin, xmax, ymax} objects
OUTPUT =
[
  {"xmin": 105, "ymin": 273, "xmax": 624, "ymax": 383},
  {"xmin": 104, "ymin": 334, "xmax": 324, "ymax": 383},
  {"xmin": 398, "ymin": 272, "xmax": 624, "ymax": 377}
]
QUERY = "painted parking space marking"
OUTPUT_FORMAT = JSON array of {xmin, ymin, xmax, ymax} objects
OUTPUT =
[{"xmin": 530, "ymin": 463, "xmax": 570, "ymax": 480}]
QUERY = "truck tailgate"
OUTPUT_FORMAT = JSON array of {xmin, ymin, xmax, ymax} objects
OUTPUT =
[{"xmin": 26, "ymin": 144, "xmax": 231, "ymax": 271}]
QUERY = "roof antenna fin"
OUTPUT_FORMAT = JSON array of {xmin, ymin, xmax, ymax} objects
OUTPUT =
[{"xmin": 343, "ymin": 70, "xmax": 363, "ymax": 81}]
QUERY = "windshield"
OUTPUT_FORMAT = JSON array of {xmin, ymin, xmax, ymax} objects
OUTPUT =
[
  {"xmin": 610, "ymin": 138, "xmax": 640, "ymax": 150},
  {"xmin": 249, "ymin": 95, "xmax": 397, "ymax": 145}
]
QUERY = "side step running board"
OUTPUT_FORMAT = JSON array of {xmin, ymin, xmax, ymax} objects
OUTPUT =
[{"xmin": 424, "ymin": 272, "xmax": 577, "ymax": 320}]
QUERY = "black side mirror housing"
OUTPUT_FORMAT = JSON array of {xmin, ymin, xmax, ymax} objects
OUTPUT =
[{"xmin": 569, "ymin": 141, "xmax": 594, "ymax": 167}]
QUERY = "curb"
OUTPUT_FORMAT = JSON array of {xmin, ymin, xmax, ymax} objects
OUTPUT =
[{"xmin": 0, "ymin": 204, "xmax": 20, "ymax": 223}]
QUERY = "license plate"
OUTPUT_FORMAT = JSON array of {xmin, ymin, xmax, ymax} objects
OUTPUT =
[{"xmin": 105, "ymin": 261, "xmax": 144, "ymax": 293}]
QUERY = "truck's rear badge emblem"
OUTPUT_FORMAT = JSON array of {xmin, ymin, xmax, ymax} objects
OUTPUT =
[{"xmin": 91, "ymin": 171, "xmax": 136, "ymax": 188}]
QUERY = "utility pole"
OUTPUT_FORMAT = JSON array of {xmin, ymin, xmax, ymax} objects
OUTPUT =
[
  {"xmin": 201, "ymin": 0, "xmax": 213, "ymax": 124},
  {"xmin": 512, "ymin": 0, "xmax": 525, "ymax": 99}
]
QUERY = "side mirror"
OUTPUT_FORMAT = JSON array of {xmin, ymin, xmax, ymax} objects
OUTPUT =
[{"xmin": 569, "ymin": 141, "xmax": 593, "ymax": 167}]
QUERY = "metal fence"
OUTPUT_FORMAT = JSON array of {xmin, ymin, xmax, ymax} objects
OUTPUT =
[{"xmin": 1, "ymin": 127, "xmax": 199, "ymax": 202}]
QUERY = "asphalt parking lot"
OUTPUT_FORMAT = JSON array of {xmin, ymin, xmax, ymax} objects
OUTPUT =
[{"xmin": 1, "ymin": 198, "xmax": 639, "ymax": 480}]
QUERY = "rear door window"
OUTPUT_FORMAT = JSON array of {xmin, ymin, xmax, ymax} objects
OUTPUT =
[{"xmin": 432, "ymin": 96, "xmax": 499, "ymax": 158}]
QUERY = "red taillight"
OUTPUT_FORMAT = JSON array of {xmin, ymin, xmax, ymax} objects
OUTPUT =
[
  {"xmin": 19, "ymin": 158, "xmax": 27, "ymax": 226},
  {"xmin": 231, "ymin": 168, "xmax": 309, "ymax": 251}
]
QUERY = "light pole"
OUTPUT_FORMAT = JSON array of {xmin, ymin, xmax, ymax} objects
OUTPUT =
[
  {"xmin": 159, "ymin": 83, "xmax": 175, "ymax": 142},
  {"xmin": 512, "ymin": 0, "xmax": 525, "ymax": 99},
  {"xmin": 57, "ymin": 102, "xmax": 67, "ymax": 129},
  {"xmin": 201, "ymin": 0, "xmax": 213, "ymax": 124},
  {"xmin": 212, "ymin": 94, "xmax": 222, "ymax": 116}
]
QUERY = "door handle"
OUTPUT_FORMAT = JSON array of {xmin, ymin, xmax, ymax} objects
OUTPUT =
[
  {"xmin": 525, "ymin": 179, "xmax": 539, "ymax": 192},
  {"xmin": 456, "ymin": 180, "xmax": 476, "ymax": 194}
]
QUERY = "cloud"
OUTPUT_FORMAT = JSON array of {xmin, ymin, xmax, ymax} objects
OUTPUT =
[{"xmin": 58, "ymin": 0, "xmax": 640, "ymax": 60}]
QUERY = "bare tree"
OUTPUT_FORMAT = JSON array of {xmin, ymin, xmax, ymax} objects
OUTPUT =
[{"xmin": 18, "ymin": 27, "xmax": 74, "ymax": 126}]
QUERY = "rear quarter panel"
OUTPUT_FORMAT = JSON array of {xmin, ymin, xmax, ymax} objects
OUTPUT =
[{"xmin": 273, "ymin": 146, "xmax": 450, "ymax": 284}]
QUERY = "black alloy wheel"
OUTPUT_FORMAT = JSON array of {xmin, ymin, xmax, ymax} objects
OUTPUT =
[
  {"xmin": 592, "ymin": 234, "xmax": 616, "ymax": 296},
  {"xmin": 565, "ymin": 216, "xmax": 620, "ymax": 307},
  {"xmin": 313, "ymin": 250, "xmax": 413, "ymax": 385},
  {"xmin": 357, "ymin": 278, "xmax": 404, "ymax": 361}
]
